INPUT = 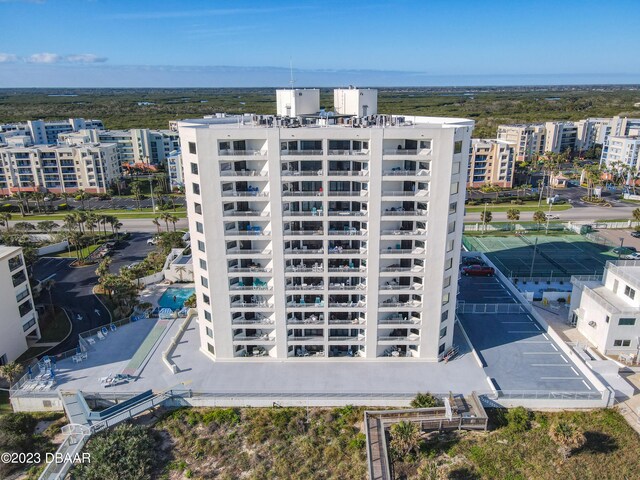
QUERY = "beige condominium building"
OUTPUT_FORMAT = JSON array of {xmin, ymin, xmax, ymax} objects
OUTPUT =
[
  {"xmin": 496, "ymin": 124, "xmax": 545, "ymax": 163},
  {"xmin": 178, "ymin": 88, "xmax": 473, "ymax": 362},
  {"xmin": 467, "ymin": 139, "xmax": 515, "ymax": 188}
]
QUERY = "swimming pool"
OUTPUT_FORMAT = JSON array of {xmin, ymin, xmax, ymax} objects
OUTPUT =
[{"xmin": 158, "ymin": 287, "xmax": 195, "ymax": 310}]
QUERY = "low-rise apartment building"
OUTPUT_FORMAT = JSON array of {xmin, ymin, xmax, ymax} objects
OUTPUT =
[
  {"xmin": 600, "ymin": 135, "xmax": 640, "ymax": 171},
  {"xmin": 544, "ymin": 121, "xmax": 578, "ymax": 154},
  {"xmin": 0, "ymin": 136, "xmax": 120, "ymax": 194},
  {"xmin": 467, "ymin": 139, "xmax": 515, "ymax": 188},
  {"xmin": 0, "ymin": 246, "xmax": 39, "ymax": 364},
  {"xmin": 496, "ymin": 124, "xmax": 545, "ymax": 163},
  {"xmin": 570, "ymin": 261, "xmax": 640, "ymax": 357},
  {"xmin": 0, "ymin": 118, "xmax": 103, "ymax": 145}
]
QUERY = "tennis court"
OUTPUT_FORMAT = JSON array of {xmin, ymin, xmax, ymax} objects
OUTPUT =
[{"xmin": 464, "ymin": 233, "xmax": 617, "ymax": 277}]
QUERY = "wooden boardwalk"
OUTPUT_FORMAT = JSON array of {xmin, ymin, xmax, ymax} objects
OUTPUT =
[{"xmin": 365, "ymin": 392, "xmax": 488, "ymax": 480}]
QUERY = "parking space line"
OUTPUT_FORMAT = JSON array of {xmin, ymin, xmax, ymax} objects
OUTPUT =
[
  {"xmin": 570, "ymin": 367, "xmax": 579, "ymax": 376},
  {"xmin": 518, "ymin": 340, "xmax": 552, "ymax": 344},
  {"xmin": 582, "ymin": 380, "xmax": 592, "ymax": 390},
  {"xmin": 542, "ymin": 334, "xmax": 549, "ymax": 340},
  {"xmin": 533, "ymin": 324, "xmax": 541, "ymax": 331},
  {"xmin": 531, "ymin": 364, "xmax": 573, "ymax": 367},
  {"xmin": 551, "ymin": 344, "xmax": 558, "ymax": 351},
  {"xmin": 508, "ymin": 330, "xmax": 543, "ymax": 334},
  {"xmin": 500, "ymin": 321, "xmax": 532, "ymax": 324},
  {"xmin": 541, "ymin": 377, "xmax": 584, "ymax": 380},
  {"xmin": 522, "ymin": 352, "xmax": 562, "ymax": 355},
  {"xmin": 560, "ymin": 355, "xmax": 568, "ymax": 363}
]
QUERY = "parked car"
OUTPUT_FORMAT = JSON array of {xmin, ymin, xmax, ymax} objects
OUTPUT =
[
  {"xmin": 545, "ymin": 213, "xmax": 560, "ymax": 220},
  {"xmin": 622, "ymin": 252, "xmax": 640, "ymax": 260},
  {"xmin": 126, "ymin": 262, "xmax": 141, "ymax": 270},
  {"xmin": 461, "ymin": 256, "xmax": 485, "ymax": 266},
  {"xmin": 147, "ymin": 237, "xmax": 158, "ymax": 245},
  {"xmin": 462, "ymin": 265, "xmax": 495, "ymax": 276},
  {"xmin": 613, "ymin": 246, "xmax": 637, "ymax": 255},
  {"xmin": 630, "ymin": 231, "xmax": 640, "ymax": 238}
]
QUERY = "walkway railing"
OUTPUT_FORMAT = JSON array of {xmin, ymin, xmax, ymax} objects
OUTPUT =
[{"xmin": 456, "ymin": 303, "xmax": 530, "ymax": 314}]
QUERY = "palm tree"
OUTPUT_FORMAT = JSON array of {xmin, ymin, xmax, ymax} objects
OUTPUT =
[
  {"xmin": 113, "ymin": 221, "xmax": 123, "ymax": 239},
  {"xmin": 389, "ymin": 421, "xmax": 421, "ymax": 460},
  {"xmin": 533, "ymin": 210, "xmax": 547, "ymax": 231},
  {"xmin": 95, "ymin": 257, "xmax": 112, "ymax": 279},
  {"xmin": 130, "ymin": 182, "xmax": 143, "ymax": 210},
  {"xmin": 0, "ymin": 212, "xmax": 12, "ymax": 231},
  {"xmin": 14, "ymin": 221, "xmax": 36, "ymax": 232},
  {"xmin": 85, "ymin": 212, "xmax": 98, "ymax": 237},
  {"xmin": 76, "ymin": 189, "xmax": 88, "ymax": 210},
  {"xmin": 159, "ymin": 212, "xmax": 171, "ymax": 231},
  {"xmin": 32, "ymin": 191, "xmax": 45, "ymax": 213},
  {"xmin": 0, "ymin": 362, "xmax": 23, "ymax": 386},
  {"xmin": 410, "ymin": 392, "xmax": 441, "ymax": 408},
  {"xmin": 97, "ymin": 214, "xmax": 108, "ymax": 238},
  {"xmin": 42, "ymin": 278, "xmax": 56, "ymax": 317},
  {"xmin": 175, "ymin": 265, "xmax": 187, "ymax": 282},
  {"xmin": 549, "ymin": 421, "xmax": 586, "ymax": 460},
  {"xmin": 480, "ymin": 210, "xmax": 492, "ymax": 234},
  {"xmin": 67, "ymin": 229, "xmax": 84, "ymax": 261},
  {"xmin": 169, "ymin": 215, "xmax": 179, "ymax": 232},
  {"xmin": 632, "ymin": 208, "xmax": 640, "ymax": 227},
  {"xmin": 506, "ymin": 208, "xmax": 520, "ymax": 231},
  {"xmin": 152, "ymin": 217, "xmax": 162, "ymax": 234}
]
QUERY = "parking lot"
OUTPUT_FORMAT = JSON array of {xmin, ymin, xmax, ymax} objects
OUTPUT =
[{"xmin": 457, "ymin": 274, "xmax": 597, "ymax": 393}]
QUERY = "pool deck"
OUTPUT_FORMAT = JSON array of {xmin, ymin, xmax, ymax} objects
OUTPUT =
[{"xmin": 139, "ymin": 282, "xmax": 194, "ymax": 310}]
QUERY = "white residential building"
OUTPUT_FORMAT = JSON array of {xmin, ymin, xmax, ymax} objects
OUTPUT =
[
  {"xmin": 0, "ymin": 118, "xmax": 103, "ymax": 145},
  {"xmin": 544, "ymin": 121, "xmax": 578, "ymax": 154},
  {"xmin": 178, "ymin": 90, "xmax": 473, "ymax": 361},
  {"xmin": 167, "ymin": 149, "xmax": 183, "ymax": 190},
  {"xmin": 61, "ymin": 128, "xmax": 180, "ymax": 166},
  {"xmin": 0, "ymin": 246, "xmax": 39, "ymax": 364},
  {"xmin": 0, "ymin": 137, "xmax": 120, "ymax": 194},
  {"xmin": 600, "ymin": 135, "xmax": 640, "ymax": 170},
  {"xmin": 570, "ymin": 262, "xmax": 640, "ymax": 357}
]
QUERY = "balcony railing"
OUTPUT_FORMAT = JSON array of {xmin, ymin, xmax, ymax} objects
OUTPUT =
[
  {"xmin": 378, "ymin": 335, "xmax": 420, "ymax": 341},
  {"xmin": 230, "ymin": 302, "xmax": 274, "ymax": 308},
  {"xmin": 282, "ymin": 191, "xmax": 323, "ymax": 197},
  {"xmin": 232, "ymin": 318, "xmax": 275, "ymax": 325},
  {"xmin": 384, "ymin": 149, "xmax": 431, "ymax": 155},
  {"xmin": 287, "ymin": 317, "xmax": 324, "ymax": 325},
  {"xmin": 220, "ymin": 170, "xmax": 267, "ymax": 177},
  {"xmin": 380, "ymin": 248, "xmax": 424, "ymax": 254},
  {"xmin": 221, "ymin": 191, "xmax": 269, "ymax": 197},
  {"xmin": 328, "ymin": 229, "xmax": 363, "ymax": 235},
  {"xmin": 287, "ymin": 301, "xmax": 325, "ymax": 308},
  {"xmin": 379, "ymin": 317, "xmax": 421, "ymax": 324},
  {"xmin": 219, "ymin": 149, "xmax": 264, "ymax": 156},
  {"xmin": 283, "ymin": 211, "xmax": 319, "ymax": 217},
  {"xmin": 328, "ymin": 283, "xmax": 366, "ymax": 290},
  {"xmin": 284, "ymin": 230, "xmax": 324, "ymax": 236},
  {"xmin": 286, "ymin": 284, "xmax": 324, "ymax": 290},
  {"xmin": 380, "ymin": 284, "xmax": 421, "ymax": 290},
  {"xmin": 380, "ymin": 266, "xmax": 423, "ymax": 272},
  {"xmin": 228, "ymin": 267, "xmax": 272, "ymax": 273},
  {"xmin": 379, "ymin": 301, "xmax": 422, "ymax": 307},
  {"xmin": 328, "ymin": 301, "xmax": 366, "ymax": 308},
  {"xmin": 381, "ymin": 229, "xmax": 425, "ymax": 236},
  {"xmin": 226, "ymin": 249, "xmax": 272, "ymax": 255},
  {"xmin": 281, "ymin": 170, "xmax": 323, "ymax": 176},
  {"xmin": 382, "ymin": 190, "xmax": 428, "ymax": 197},
  {"xmin": 327, "ymin": 149, "xmax": 369, "ymax": 155},
  {"xmin": 285, "ymin": 266, "xmax": 324, "ymax": 273},
  {"xmin": 225, "ymin": 230, "xmax": 271, "ymax": 236},
  {"xmin": 284, "ymin": 248, "xmax": 324, "ymax": 255},
  {"xmin": 328, "ymin": 266, "xmax": 365, "ymax": 272},
  {"xmin": 327, "ymin": 170, "xmax": 369, "ymax": 176},
  {"xmin": 328, "ymin": 191, "xmax": 368, "ymax": 197},
  {"xmin": 328, "ymin": 248, "xmax": 365, "ymax": 255},
  {"xmin": 327, "ymin": 210, "xmax": 367, "ymax": 216},
  {"xmin": 288, "ymin": 336, "xmax": 324, "ymax": 341},
  {"xmin": 223, "ymin": 210, "xmax": 268, "ymax": 217},
  {"xmin": 329, "ymin": 318, "xmax": 365, "ymax": 325},
  {"xmin": 329, "ymin": 336, "xmax": 364, "ymax": 341},
  {"xmin": 381, "ymin": 209, "xmax": 427, "ymax": 216},
  {"xmin": 281, "ymin": 150, "xmax": 323, "ymax": 155}
]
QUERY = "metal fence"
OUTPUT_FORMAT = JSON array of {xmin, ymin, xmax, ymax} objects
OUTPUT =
[{"xmin": 456, "ymin": 303, "xmax": 530, "ymax": 314}]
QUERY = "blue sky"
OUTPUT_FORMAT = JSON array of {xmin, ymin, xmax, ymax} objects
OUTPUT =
[{"xmin": 0, "ymin": 0, "xmax": 639, "ymax": 87}]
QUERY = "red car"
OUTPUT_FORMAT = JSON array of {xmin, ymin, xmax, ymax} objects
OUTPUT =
[{"xmin": 462, "ymin": 265, "xmax": 495, "ymax": 277}]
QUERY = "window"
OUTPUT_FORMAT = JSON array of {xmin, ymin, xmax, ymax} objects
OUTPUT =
[
  {"xmin": 18, "ymin": 299, "xmax": 33, "ymax": 317},
  {"xmin": 438, "ymin": 343, "xmax": 445, "ymax": 355},
  {"xmin": 442, "ymin": 293, "xmax": 450, "ymax": 305},
  {"xmin": 624, "ymin": 285, "xmax": 636, "ymax": 299},
  {"xmin": 8, "ymin": 255, "xmax": 23, "ymax": 271},
  {"xmin": 188, "ymin": 142, "xmax": 197, "ymax": 154},
  {"xmin": 207, "ymin": 343, "xmax": 215, "ymax": 354},
  {"xmin": 439, "ymin": 326, "xmax": 447, "ymax": 339},
  {"xmin": 446, "ymin": 239, "xmax": 454, "ymax": 252},
  {"xmin": 197, "ymin": 240, "xmax": 205, "ymax": 252},
  {"xmin": 199, "ymin": 258, "xmax": 207, "ymax": 270},
  {"xmin": 613, "ymin": 339, "xmax": 631, "ymax": 347},
  {"xmin": 443, "ymin": 276, "xmax": 451, "ymax": 288},
  {"xmin": 445, "ymin": 258, "xmax": 453, "ymax": 270},
  {"xmin": 196, "ymin": 221, "xmax": 204, "ymax": 233},
  {"xmin": 192, "ymin": 182, "xmax": 200, "ymax": 195},
  {"xmin": 605, "ymin": 315, "xmax": 610, "ymax": 324},
  {"xmin": 450, "ymin": 182, "xmax": 459, "ymax": 195},
  {"xmin": 452, "ymin": 162, "xmax": 461, "ymax": 174},
  {"xmin": 203, "ymin": 294, "xmax": 210, "ymax": 305},
  {"xmin": 449, "ymin": 202, "xmax": 457, "ymax": 214},
  {"xmin": 454, "ymin": 140, "xmax": 463, "ymax": 154},
  {"xmin": 190, "ymin": 162, "xmax": 198, "ymax": 175},
  {"xmin": 201, "ymin": 276, "xmax": 209, "ymax": 288},
  {"xmin": 619, "ymin": 318, "xmax": 636, "ymax": 326},
  {"xmin": 194, "ymin": 203, "xmax": 202, "ymax": 215},
  {"xmin": 204, "ymin": 310, "xmax": 211, "ymax": 321},
  {"xmin": 206, "ymin": 327, "xmax": 213, "ymax": 338},
  {"xmin": 441, "ymin": 310, "xmax": 449, "ymax": 322},
  {"xmin": 448, "ymin": 221, "xmax": 456, "ymax": 234},
  {"xmin": 12, "ymin": 269, "xmax": 27, "ymax": 287},
  {"xmin": 22, "ymin": 317, "xmax": 36, "ymax": 332}
]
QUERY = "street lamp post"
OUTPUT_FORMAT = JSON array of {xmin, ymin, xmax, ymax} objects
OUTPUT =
[{"xmin": 618, "ymin": 237, "xmax": 624, "ymax": 260}]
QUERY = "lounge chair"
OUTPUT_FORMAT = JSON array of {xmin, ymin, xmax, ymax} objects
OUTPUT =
[
  {"xmin": 110, "ymin": 324, "xmax": 117, "ymax": 332},
  {"xmin": 97, "ymin": 331, "xmax": 106, "ymax": 340}
]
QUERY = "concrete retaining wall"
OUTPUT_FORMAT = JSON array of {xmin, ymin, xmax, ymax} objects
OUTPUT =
[
  {"xmin": 134, "ymin": 271, "xmax": 165, "ymax": 287},
  {"xmin": 37, "ymin": 240, "xmax": 69, "ymax": 256}
]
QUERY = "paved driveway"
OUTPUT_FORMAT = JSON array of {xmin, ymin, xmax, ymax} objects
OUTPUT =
[
  {"xmin": 33, "ymin": 233, "xmax": 156, "ymax": 355},
  {"xmin": 457, "ymin": 274, "xmax": 596, "ymax": 393}
]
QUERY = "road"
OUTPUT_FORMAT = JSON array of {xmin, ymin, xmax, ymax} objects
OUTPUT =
[
  {"xmin": 33, "ymin": 232, "xmax": 156, "ymax": 355},
  {"xmin": 9, "ymin": 216, "xmax": 189, "ymax": 233}
]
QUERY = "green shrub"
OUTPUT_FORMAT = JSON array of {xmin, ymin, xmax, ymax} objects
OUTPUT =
[
  {"xmin": 411, "ymin": 392, "xmax": 442, "ymax": 408},
  {"xmin": 201, "ymin": 408, "xmax": 241, "ymax": 426},
  {"xmin": 505, "ymin": 407, "xmax": 532, "ymax": 433}
]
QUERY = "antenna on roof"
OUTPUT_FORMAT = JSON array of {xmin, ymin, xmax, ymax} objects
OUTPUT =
[{"xmin": 289, "ymin": 58, "xmax": 295, "ymax": 90}]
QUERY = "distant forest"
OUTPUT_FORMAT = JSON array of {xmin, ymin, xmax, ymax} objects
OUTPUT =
[{"xmin": 1, "ymin": 86, "xmax": 639, "ymax": 138}]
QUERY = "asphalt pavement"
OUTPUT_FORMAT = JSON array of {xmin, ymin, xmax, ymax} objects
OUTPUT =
[{"xmin": 33, "ymin": 232, "xmax": 156, "ymax": 355}]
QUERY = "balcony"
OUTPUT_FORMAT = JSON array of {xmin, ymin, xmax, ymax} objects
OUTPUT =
[
  {"xmin": 327, "ymin": 149, "xmax": 368, "ymax": 156},
  {"xmin": 282, "ymin": 191, "xmax": 323, "ymax": 197},
  {"xmin": 379, "ymin": 316, "xmax": 421, "ymax": 325},
  {"xmin": 328, "ymin": 335, "xmax": 365, "ymax": 342},
  {"xmin": 380, "ymin": 247, "xmax": 425, "ymax": 255},
  {"xmin": 286, "ymin": 283, "xmax": 324, "ymax": 291},
  {"xmin": 221, "ymin": 189, "xmax": 269, "ymax": 198},
  {"xmin": 288, "ymin": 335, "xmax": 324, "ymax": 342},
  {"xmin": 219, "ymin": 149, "xmax": 265, "ymax": 156},
  {"xmin": 287, "ymin": 314, "xmax": 324, "ymax": 325},
  {"xmin": 228, "ymin": 266, "xmax": 272, "ymax": 273},
  {"xmin": 327, "ymin": 190, "xmax": 368, "ymax": 197},
  {"xmin": 328, "ymin": 247, "xmax": 366, "ymax": 255},
  {"xmin": 226, "ymin": 248, "xmax": 272, "ymax": 255},
  {"xmin": 378, "ymin": 334, "xmax": 420, "ymax": 342},
  {"xmin": 223, "ymin": 209, "xmax": 269, "ymax": 217},
  {"xmin": 230, "ymin": 300, "xmax": 274, "ymax": 309},
  {"xmin": 328, "ymin": 300, "xmax": 366, "ymax": 308},
  {"xmin": 380, "ymin": 265, "xmax": 424, "ymax": 273},
  {"xmin": 382, "ymin": 190, "xmax": 428, "ymax": 197},
  {"xmin": 232, "ymin": 316, "xmax": 275, "ymax": 326},
  {"xmin": 381, "ymin": 229, "xmax": 426, "ymax": 236},
  {"xmin": 327, "ymin": 210, "xmax": 367, "ymax": 217},
  {"xmin": 287, "ymin": 300, "xmax": 325, "ymax": 308},
  {"xmin": 327, "ymin": 170, "xmax": 369, "ymax": 176},
  {"xmin": 381, "ymin": 209, "xmax": 427, "ymax": 217},
  {"xmin": 285, "ymin": 264, "xmax": 324, "ymax": 273},
  {"xmin": 220, "ymin": 169, "xmax": 267, "ymax": 177},
  {"xmin": 280, "ymin": 149, "xmax": 323, "ymax": 156},
  {"xmin": 383, "ymin": 169, "xmax": 429, "ymax": 176},
  {"xmin": 378, "ymin": 299, "xmax": 422, "ymax": 308},
  {"xmin": 284, "ymin": 248, "xmax": 324, "ymax": 255},
  {"xmin": 281, "ymin": 169, "xmax": 323, "ymax": 177},
  {"xmin": 284, "ymin": 229, "xmax": 324, "ymax": 236}
]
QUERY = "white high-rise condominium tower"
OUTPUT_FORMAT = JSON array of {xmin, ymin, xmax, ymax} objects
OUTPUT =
[{"xmin": 178, "ymin": 89, "xmax": 473, "ymax": 361}]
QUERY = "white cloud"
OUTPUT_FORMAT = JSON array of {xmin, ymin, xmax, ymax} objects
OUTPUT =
[
  {"xmin": 26, "ymin": 53, "xmax": 107, "ymax": 64},
  {"xmin": 65, "ymin": 54, "xmax": 107, "ymax": 64},
  {"xmin": 0, "ymin": 53, "xmax": 18, "ymax": 63},
  {"xmin": 27, "ymin": 52, "xmax": 61, "ymax": 64}
]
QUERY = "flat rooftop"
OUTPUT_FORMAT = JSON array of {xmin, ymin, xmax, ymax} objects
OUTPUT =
[
  {"xmin": 0, "ymin": 245, "xmax": 21, "ymax": 260},
  {"xmin": 179, "ymin": 113, "xmax": 474, "ymax": 130}
]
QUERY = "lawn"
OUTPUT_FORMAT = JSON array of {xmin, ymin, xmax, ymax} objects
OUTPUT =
[
  {"xmin": 52, "ymin": 242, "xmax": 102, "ymax": 259},
  {"xmin": 36, "ymin": 308, "xmax": 72, "ymax": 343},
  {"xmin": 14, "ymin": 209, "xmax": 187, "ymax": 221}
]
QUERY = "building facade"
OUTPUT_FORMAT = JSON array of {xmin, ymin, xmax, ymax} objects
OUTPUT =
[
  {"xmin": 600, "ymin": 135, "xmax": 640, "ymax": 171},
  {"xmin": 544, "ymin": 121, "xmax": 578, "ymax": 154},
  {"xmin": 178, "ymin": 91, "xmax": 473, "ymax": 362},
  {"xmin": 496, "ymin": 124, "xmax": 545, "ymax": 163},
  {"xmin": 0, "ymin": 138, "xmax": 120, "ymax": 194},
  {"xmin": 0, "ymin": 246, "xmax": 39, "ymax": 364},
  {"xmin": 570, "ymin": 261, "xmax": 640, "ymax": 357},
  {"xmin": 167, "ymin": 149, "xmax": 183, "ymax": 190},
  {"xmin": 467, "ymin": 139, "xmax": 515, "ymax": 188},
  {"xmin": 0, "ymin": 118, "xmax": 103, "ymax": 145}
]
